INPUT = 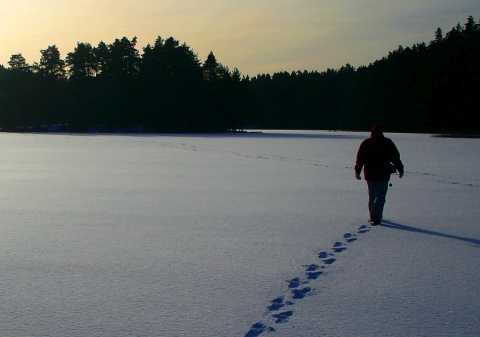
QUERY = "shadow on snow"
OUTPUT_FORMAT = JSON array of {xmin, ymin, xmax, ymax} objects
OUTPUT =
[{"xmin": 381, "ymin": 220, "xmax": 480, "ymax": 247}]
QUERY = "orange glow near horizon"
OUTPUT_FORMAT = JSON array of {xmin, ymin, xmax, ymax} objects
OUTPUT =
[{"xmin": 1, "ymin": 0, "xmax": 478, "ymax": 76}]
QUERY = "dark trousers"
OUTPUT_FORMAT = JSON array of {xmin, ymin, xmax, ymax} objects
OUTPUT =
[{"xmin": 367, "ymin": 180, "xmax": 389, "ymax": 222}]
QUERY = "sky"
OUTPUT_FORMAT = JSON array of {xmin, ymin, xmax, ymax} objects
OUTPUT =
[{"xmin": 0, "ymin": 0, "xmax": 479, "ymax": 77}]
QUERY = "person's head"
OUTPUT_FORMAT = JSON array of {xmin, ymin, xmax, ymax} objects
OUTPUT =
[{"xmin": 371, "ymin": 124, "xmax": 384, "ymax": 138}]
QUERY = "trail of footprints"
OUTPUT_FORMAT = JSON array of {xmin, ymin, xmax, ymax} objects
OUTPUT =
[
  {"xmin": 244, "ymin": 225, "xmax": 370, "ymax": 337},
  {"xmin": 108, "ymin": 139, "xmax": 479, "ymax": 188},
  {"xmin": 164, "ymin": 142, "xmax": 480, "ymax": 188},
  {"xmin": 154, "ymin": 141, "xmax": 480, "ymax": 188}
]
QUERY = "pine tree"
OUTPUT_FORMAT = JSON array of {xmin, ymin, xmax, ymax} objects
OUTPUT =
[
  {"xmin": 38, "ymin": 45, "xmax": 65, "ymax": 78},
  {"xmin": 66, "ymin": 42, "xmax": 96, "ymax": 78},
  {"xmin": 8, "ymin": 54, "xmax": 30, "ymax": 72}
]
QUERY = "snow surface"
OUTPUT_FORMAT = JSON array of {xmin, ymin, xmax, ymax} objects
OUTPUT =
[{"xmin": 0, "ymin": 130, "xmax": 479, "ymax": 336}]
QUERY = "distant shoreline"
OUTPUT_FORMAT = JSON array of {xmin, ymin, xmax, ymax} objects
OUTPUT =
[
  {"xmin": 432, "ymin": 133, "xmax": 480, "ymax": 139},
  {"xmin": 2, "ymin": 129, "xmax": 480, "ymax": 138}
]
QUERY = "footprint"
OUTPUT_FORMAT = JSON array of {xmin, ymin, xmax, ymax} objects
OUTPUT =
[
  {"xmin": 318, "ymin": 252, "xmax": 329, "ymax": 259},
  {"xmin": 323, "ymin": 258, "xmax": 336, "ymax": 265},
  {"xmin": 333, "ymin": 242, "xmax": 343, "ymax": 247},
  {"xmin": 307, "ymin": 271, "xmax": 324, "ymax": 279},
  {"xmin": 291, "ymin": 287, "xmax": 312, "ymax": 299},
  {"xmin": 344, "ymin": 233, "xmax": 353, "ymax": 238},
  {"xmin": 347, "ymin": 238, "xmax": 357, "ymax": 243},
  {"xmin": 268, "ymin": 298, "xmax": 285, "ymax": 311},
  {"xmin": 305, "ymin": 264, "xmax": 320, "ymax": 271},
  {"xmin": 288, "ymin": 278, "xmax": 301, "ymax": 289},
  {"xmin": 273, "ymin": 311, "xmax": 294, "ymax": 324},
  {"xmin": 333, "ymin": 247, "xmax": 347, "ymax": 253},
  {"xmin": 245, "ymin": 322, "xmax": 267, "ymax": 337},
  {"xmin": 358, "ymin": 229, "xmax": 370, "ymax": 234}
]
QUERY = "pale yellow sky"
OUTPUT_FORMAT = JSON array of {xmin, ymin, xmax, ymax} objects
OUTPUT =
[{"xmin": 0, "ymin": 0, "xmax": 478, "ymax": 76}]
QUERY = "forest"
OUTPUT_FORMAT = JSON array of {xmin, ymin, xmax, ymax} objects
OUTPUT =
[{"xmin": 0, "ymin": 16, "xmax": 479, "ymax": 134}]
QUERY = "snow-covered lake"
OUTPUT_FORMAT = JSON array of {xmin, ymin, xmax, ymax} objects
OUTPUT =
[{"xmin": 1, "ymin": 131, "xmax": 479, "ymax": 336}]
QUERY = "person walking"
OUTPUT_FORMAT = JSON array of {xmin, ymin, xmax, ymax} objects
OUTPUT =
[{"xmin": 355, "ymin": 124, "xmax": 404, "ymax": 225}]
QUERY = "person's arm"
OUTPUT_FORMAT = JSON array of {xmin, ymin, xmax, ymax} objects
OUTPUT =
[
  {"xmin": 354, "ymin": 142, "xmax": 365, "ymax": 180},
  {"xmin": 388, "ymin": 140, "xmax": 404, "ymax": 177}
]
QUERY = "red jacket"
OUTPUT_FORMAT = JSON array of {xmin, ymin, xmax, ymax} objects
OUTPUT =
[{"xmin": 355, "ymin": 135, "xmax": 404, "ymax": 181}]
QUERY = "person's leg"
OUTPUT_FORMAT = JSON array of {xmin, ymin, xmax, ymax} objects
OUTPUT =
[
  {"xmin": 369, "ymin": 181, "xmax": 389, "ymax": 224},
  {"xmin": 367, "ymin": 181, "xmax": 376, "ymax": 221}
]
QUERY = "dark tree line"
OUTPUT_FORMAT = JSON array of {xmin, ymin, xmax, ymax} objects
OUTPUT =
[
  {"xmin": 245, "ymin": 16, "xmax": 480, "ymax": 133},
  {"xmin": 0, "ymin": 16, "xmax": 479, "ymax": 133},
  {"xmin": 0, "ymin": 37, "xmax": 243, "ymax": 132}
]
